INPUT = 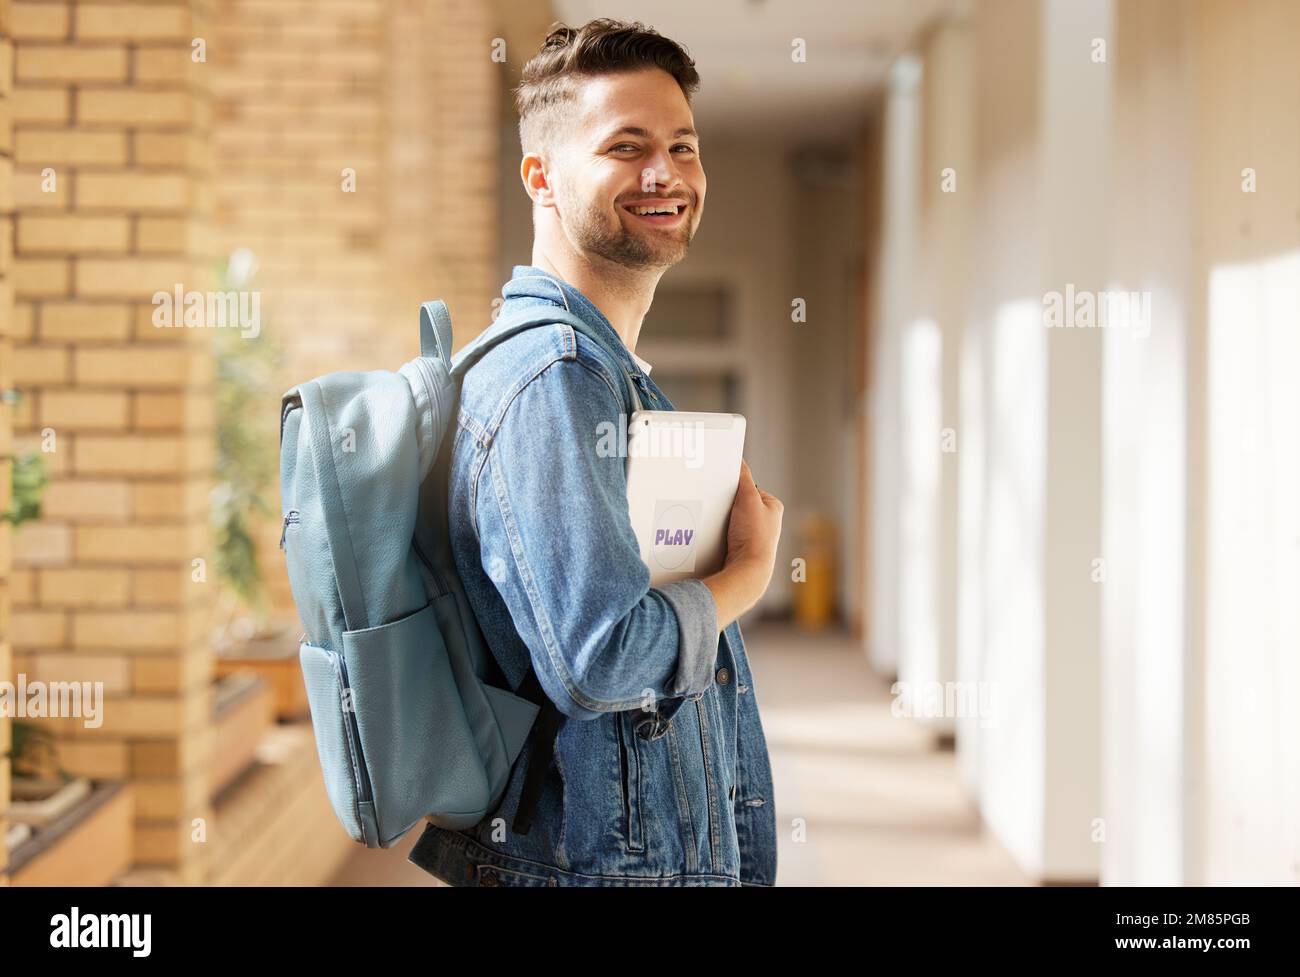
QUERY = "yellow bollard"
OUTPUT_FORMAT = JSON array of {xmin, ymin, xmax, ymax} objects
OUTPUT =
[{"xmin": 793, "ymin": 512, "xmax": 836, "ymax": 631}]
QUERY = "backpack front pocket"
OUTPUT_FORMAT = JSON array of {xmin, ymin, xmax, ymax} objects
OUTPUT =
[{"xmin": 299, "ymin": 597, "xmax": 490, "ymax": 848}]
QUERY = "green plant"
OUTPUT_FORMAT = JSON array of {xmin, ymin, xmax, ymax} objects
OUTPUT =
[
  {"xmin": 210, "ymin": 250, "xmax": 284, "ymax": 637},
  {"xmin": 6, "ymin": 719, "xmax": 66, "ymax": 782},
  {"xmin": 4, "ymin": 449, "xmax": 48, "ymax": 527},
  {"xmin": 3, "ymin": 389, "xmax": 50, "ymax": 529}
]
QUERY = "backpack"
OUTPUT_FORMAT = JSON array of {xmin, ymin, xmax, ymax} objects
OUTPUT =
[{"xmin": 278, "ymin": 298, "xmax": 643, "ymax": 848}]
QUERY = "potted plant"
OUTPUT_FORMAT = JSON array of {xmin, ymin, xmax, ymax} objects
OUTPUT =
[
  {"xmin": 6, "ymin": 720, "xmax": 91, "ymax": 827},
  {"xmin": 209, "ymin": 249, "xmax": 288, "ymax": 652}
]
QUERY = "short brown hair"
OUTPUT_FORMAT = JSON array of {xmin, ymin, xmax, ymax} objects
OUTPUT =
[{"xmin": 513, "ymin": 18, "xmax": 700, "ymax": 157}]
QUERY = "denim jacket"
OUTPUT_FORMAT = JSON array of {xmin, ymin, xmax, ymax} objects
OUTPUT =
[{"xmin": 406, "ymin": 265, "xmax": 778, "ymax": 886}]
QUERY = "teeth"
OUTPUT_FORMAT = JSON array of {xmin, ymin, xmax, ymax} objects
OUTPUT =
[{"xmin": 630, "ymin": 204, "xmax": 678, "ymax": 215}]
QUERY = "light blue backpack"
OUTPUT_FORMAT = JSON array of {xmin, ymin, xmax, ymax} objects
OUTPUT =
[{"xmin": 278, "ymin": 299, "xmax": 642, "ymax": 848}]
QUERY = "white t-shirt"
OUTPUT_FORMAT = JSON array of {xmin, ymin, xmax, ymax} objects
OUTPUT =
[{"xmin": 630, "ymin": 350, "xmax": 653, "ymax": 375}]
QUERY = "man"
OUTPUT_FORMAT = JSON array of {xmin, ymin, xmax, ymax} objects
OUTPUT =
[{"xmin": 407, "ymin": 18, "xmax": 784, "ymax": 887}]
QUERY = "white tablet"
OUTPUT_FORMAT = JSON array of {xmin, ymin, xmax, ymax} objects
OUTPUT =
[{"xmin": 624, "ymin": 410, "xmax": 747, "ymax": 587}]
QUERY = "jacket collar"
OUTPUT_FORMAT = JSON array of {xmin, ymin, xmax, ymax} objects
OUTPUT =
[{"xmin": 500, "ymin": 265, "xmax": 645, "ymax": 380}]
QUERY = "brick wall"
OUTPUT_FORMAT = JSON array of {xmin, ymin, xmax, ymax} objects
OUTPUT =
[
  {"xmin": 8, "ymin": 0, "xmax": 216, "ymax": 884},
  {"xmin": 0, "ymin": 0, "xmax": 14, "ymax": 890},
  {"xmin": 1, "ymin": 0, "xmax": 502, "ymax": 885},
  {"xmin": 211, "ymin": 0, "xmax": 499, "ymax": 617}
]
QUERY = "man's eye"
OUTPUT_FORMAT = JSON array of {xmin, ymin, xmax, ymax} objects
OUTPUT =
[{"xmin": 609, "ymin": 144, "xmax": 697, "ymax": 154}]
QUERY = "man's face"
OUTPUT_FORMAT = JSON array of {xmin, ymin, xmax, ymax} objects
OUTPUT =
[{"xmin": 546, "ymin": 68, "xmax": 705, "ymax": 270}]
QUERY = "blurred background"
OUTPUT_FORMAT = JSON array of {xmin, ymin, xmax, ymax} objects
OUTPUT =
[{"xmin": 0, "ymin": 0, "xmax": 1296, "ymax": 886}]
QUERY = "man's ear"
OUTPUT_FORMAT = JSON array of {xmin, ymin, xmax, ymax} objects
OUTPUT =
[{"xmin": 521, "ymin": 153, "xmax": 555, "ymax": 208}]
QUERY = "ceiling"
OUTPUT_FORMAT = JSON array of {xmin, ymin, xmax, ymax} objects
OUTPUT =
[{"xmin": 551, "ymin": 0, "xmax": 949, "ymax": 144}]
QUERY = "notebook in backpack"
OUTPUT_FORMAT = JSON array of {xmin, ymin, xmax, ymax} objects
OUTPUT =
[{"xmin": 277, "ymin": 299, "xmax": 642, "ymax": 848}]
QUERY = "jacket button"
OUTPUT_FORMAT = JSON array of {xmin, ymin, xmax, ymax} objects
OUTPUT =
[
  {"xmin": 480, "ymin": 869, "xmax": 499, "ymax": 886},
  {"xmin": 716, "ymin": 667, "xmax": 730, "ymax": 685}
]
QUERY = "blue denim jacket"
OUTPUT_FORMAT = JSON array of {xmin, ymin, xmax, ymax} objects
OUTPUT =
[{"xmin": 406, "ymin": 265, "xmax": 778, "ymax": 886}]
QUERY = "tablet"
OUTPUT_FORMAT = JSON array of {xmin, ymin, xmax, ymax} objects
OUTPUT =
[{"xmin": 624, "ymin": 410, "xmax": 746, "ymax": 586}]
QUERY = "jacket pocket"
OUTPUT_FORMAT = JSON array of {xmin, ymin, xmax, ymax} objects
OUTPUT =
[
  {"xmin": 474, "ymin": 863, "xmax": 558, "ymax": 887},
  {"xmin": 615, "ymin": 711, "xmax": 646, "ymax": 852}
]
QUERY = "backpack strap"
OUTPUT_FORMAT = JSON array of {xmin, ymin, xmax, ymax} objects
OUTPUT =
[
  {"xmin": 510, "ymin": 669, "xmax": 563, "ymax": 836},
  {"xmin": 449, "ymin": 304, "xmax": 644, "ymax": 415},
  {"xmin": 435, "ymin": 302, "xmax": 643, "ymax": 836}
]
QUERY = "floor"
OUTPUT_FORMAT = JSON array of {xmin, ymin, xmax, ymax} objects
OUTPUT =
[{"xmin": 328, "ymin": 620, "xmax": 1026, "ymax": 886}]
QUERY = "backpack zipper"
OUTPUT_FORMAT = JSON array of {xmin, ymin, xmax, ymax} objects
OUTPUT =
[
  {"xmin": 411, "ymin": 534, "xmax": 448, "ymax": 597},
  {"xmin": 278, "ymin": 509, "xmax": 300, "ymax": 549},
  {"xmin": 332, "ymin": 650, "xmax": 374, "ymax": 808}
]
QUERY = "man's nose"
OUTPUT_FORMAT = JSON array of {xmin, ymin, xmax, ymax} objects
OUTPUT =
[{"xmin": 641, "ymin": 155, "xmax": 683, "ymax": 195}]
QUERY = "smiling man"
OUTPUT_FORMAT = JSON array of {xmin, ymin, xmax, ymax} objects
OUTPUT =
[{"xmin": 406, "ymin": 18, "xmax": 784, "ymax": 888}]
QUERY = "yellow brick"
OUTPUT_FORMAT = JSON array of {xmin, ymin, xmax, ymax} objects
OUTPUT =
[
  {"xmin": 72, "ymin": 609, "xmax": 181, "ymax": 650},
  {"xmin": 0, "ymin": 101, "xmax": 12, "ymax": 156},
  {"xmin": 11, "ymin": 3, "xmax": 71, "ymax": 41},
  {"xmin": 11, "ymin": 608, "xmax": 66, "ymax": 648},
  {"xmin": 74, "ymin": 435, "xmax": 188, "ymax": 476},
  {"xmin": 75, "ymin": 258, "xmax": 190, "ymax": 300},
  {"xmin": 15, "ymin": 129, "xmax": 128, "ymax": 167},
  {"xmin": 10, "ymin": 569, "xmax": 36, "ymax": 604},
  {"xmin": 75, "ymin": 524, "xmax": 189, "ymax": 564},
  {"xmin": 40, "ymin": 302, "xmax": 131, "ymax": 342},
  {"xmin": 132, "ymin": 726, "xmax": 209, "ymax": 773},
  {"xmin": 12, "ymin": 258, "xmax": 69, "ymax": 298},
  {"xmin": 68, "ymin": 694, "xmax": 198, "ymax": 737},
  {"xmin": 135, "ymin": 217, "xmax": 187, "ymax": 253},
  {"xmin": 14, "ymin": 166, "xmax": 68, "ymax": 210},
  {"xmin": 77, "ymin": 90, "xmax": 190, "ymax": 127},
  {"xmin": 0, "ymin": 156, "xmax": 13, "ymax": 213},
  {"xmin": 3, "ymin": 295, "xmax": 26, "ymax": 343},
  {"xmin": 16, "ymin": 45, "xmax": 128, "ymax": 83},
  {"xmin": 59, "ymin": 740, "xmax": 131, "ymax": 780},
  {"xmin": 40, "ymin": 479, "xmax": 132, "ymax": 520},
  {"xmin": 18, "ymin": 215, "xmax": 130, "ymax": 253},
  {"xmin": 11, "ymin": 522, "xmax": 71, "ymax": 567},
  {"xmin": 38, "ymin": 568, "xmax": 130, "ymax": 608},
  {"xmin": 135, "ymin": 391, "xmax": 214, "ymax": 431},
  {"xmin": 11, "ymin": 389, "xmax": 33, "ymax": 428},
  {"xmin": 132, "ymin": 132, "xmax": 205, "ymax": 170},
  {"xmin": 12, "ymin": 435, "xmax": 69, "ymax": 476},
  {"xmin": 0, "ymin": 217, "xmax": 12, "ymax": 275},
  {"xmin": 25, "ymin": 650, "xmax": 131, "ymax": 688},
  {"xmin": 133, "ymin": 775, "xmax": 209, "ymax": 819},
  {"xmin": 74, "ymin": 172, "xmax": 188, "ymax": 211},
  {"xmin": 12, "ymin": 345, "xmax": 69, "ymax": 384},
  {"xmin": 73, "ymin": 347, "xmax": 189, "ymax": 386},
  {"xmin": 40, "ymin": 391, "xmax": 130, "ymax": 430},
  {"xmin": 13, "ymin": 86, "xmax": 69, "ymax": 124},
  {"xmin": 133, "ymin": 479, "xmax": 208, "ymax": 519},
  {"xmin": 133, "ymin": 391, "xmax": 180, "ymax": 426},
  {"xmin": 131, "ymin": 567, "xmax": 188, "ymax": 605},
  {"xmin": 76, "ymin": 3, "xmax": 192, "ymax": 42},
  {"xmin": 133, "ymin": 48, "xmax": 194, "ymax": 85},
  {"xmin": 0, "ymin": 40, "xmax": 12, "ymax": 99}
]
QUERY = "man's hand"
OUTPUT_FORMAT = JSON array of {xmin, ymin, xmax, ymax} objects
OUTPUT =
[{"xmin": 702, "ymin": 459, "xmax": 784, "ymax": 631}]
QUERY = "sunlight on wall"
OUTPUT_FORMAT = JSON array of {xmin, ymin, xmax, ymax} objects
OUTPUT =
[
  {"xmin": 899, "ymin": 318, "xmax": 943, "ymax": 689},
  {"xmin": 1205, "ymin": 250, "xmax": 1300, "ymax": 882},
  {"xmin": 978, "ymin": 297, "xmax": 1047, "ymax": 869}
]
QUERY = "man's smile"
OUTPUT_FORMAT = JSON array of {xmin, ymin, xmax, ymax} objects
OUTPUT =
[{"xmin": 620, "ymin": 197, "xmax": 688, "ymax": 226}]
